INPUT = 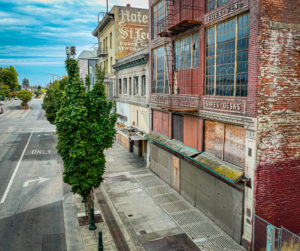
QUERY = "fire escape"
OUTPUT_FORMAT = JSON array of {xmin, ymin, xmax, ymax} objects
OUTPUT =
[{"xmin": 154, "ymin": 0, "xmax": 203, "ymax": 111}]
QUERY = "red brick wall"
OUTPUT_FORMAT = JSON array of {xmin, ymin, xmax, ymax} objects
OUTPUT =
[{"xmin": 255, "ymin": 0, "xmax": 300, "ymax": 234}]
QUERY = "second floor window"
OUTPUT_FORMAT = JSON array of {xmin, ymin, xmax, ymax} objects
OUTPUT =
[
  {"xmin": 152, "ymin": 45, "xmax": 169, "ymax": 94},
  {"xmin": 123, "ymin": 78, "xmax": 127, "ymax": 94},
  {"xmin": 174, "ymin": 33, "xmax": 199, "ymax": 71},
  {"xmin": 207, "ymin": 0, "xmax": 232, "ymax": 12},
  {"xmin": 119, "ymin": 79, "xmax": 122, "ymax": 94},
  {"xmin": 129, "ymin": 77, "xmax": 132, "ymax": 95},
  {"xmin": 142, "ymin": 75, "xmax": 146, "ymax": 96},
  {"xmin": 206, "ymin": 13, "xmax": 249, "ymax": 97},
  {"xmin": 152, "ymin": 0, "xmax": 168, "ymax": 39},
  {"xmin": 134, "ymin": 76, "xmax": 139, "ymax": 95}
]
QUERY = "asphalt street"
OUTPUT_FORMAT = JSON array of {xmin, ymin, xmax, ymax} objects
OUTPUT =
[{"xmin": 0, "ymin": 99, "xmax": 67, "ymax": 251}]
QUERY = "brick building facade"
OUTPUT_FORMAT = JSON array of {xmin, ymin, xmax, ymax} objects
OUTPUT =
[{"xmin": 148, "ymin": 0, "xmax": 300, "ymax": 249}]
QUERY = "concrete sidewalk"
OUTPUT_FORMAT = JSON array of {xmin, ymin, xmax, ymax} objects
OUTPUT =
[{"xmin": 65, "ymin": 143, "xmax": 246, "ymax": 250}]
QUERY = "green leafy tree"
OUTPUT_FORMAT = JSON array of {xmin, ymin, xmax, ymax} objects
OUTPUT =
[
  {"xmin": 0, "ymin": 66, "xmax": 19, "ymax": 91},
  {"xmin": 55, "ymin": 46, "xmax": 117, "ymax": 218},
  {"xmin": 0, "ymin": 82, "xmax": 11, "ymax": 100},
  {"xmin": 42, "ymin": 78, "xmax": 67, "ymax": 124},
  {"xmin": 85, "ymin": 74, "xmax": 91, "ymax": 91},
  {"xmin": 22, "ymin": 78, "xmax": 30, "ymax": 88},
  {"xmin": 16, "ymin": 90, "xmax": 33, "ymax": 107}
]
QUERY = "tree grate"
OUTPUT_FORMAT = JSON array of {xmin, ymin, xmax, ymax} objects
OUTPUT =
[
  {"xmin": 147, "ymin": 186, "xmax": 171, "ymax": 196},
  {"xmin": 154, "ymin": 193, "xmax": 182, "ymax": 205},
  {"xmin": 182, "ymin": 222, "xmax": 221, "ymax": 240},
  {"xmin": 196, "ymin": 235, "xmax": 246, "ymax": 251},
  {"xmin": 161, "ymin": 201, "xmax": 192, "ymax": 214},
  {"xmin": 171, "ymin": 211, "xmax": 206, "ymax": 226}
]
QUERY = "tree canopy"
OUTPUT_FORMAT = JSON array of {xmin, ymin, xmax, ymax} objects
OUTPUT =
[
  {"xmin": 42, "ymin": 78, "xmax": 67, "ymax": 124},
  {"xmin": 55, "ymin": 46, "xmax": 117, "ymax": 197},
  {"xmin": 16, "ymin": 90, "xmax": 33, "ymax": 106},
  {"xmin": 0, "ymin": 66, "xmax": 19, "ymax": 91},
  {"xmin": 22, "ymin": 78, "xmax": 30, "ymax": 88}
]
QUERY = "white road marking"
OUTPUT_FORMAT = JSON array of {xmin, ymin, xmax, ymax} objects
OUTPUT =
[
  {"xmin": 23, "ymin": 177, "xmax": 49, "ymax": 187},
  {"xmin": 0, "ymin": 131, "xmax": 33, "ymax": 204}
]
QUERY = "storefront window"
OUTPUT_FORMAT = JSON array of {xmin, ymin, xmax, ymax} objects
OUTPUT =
[
  {"xmin": 205, "ymin": 13, "xmax": 249, "ymax": 97},
  {"xmin": 174, "ymin": 33, "xmax": 199, "ymax": 71},
  {"xmin": 152, "ymin": 46, "xmax": 169, "ymax": 94}
]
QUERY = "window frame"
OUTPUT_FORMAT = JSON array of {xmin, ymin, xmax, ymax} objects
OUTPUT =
[
  {"xmin": 123, "ymin": 78, "xmax": 127, "ymax": 94},
  {"xmin": 206, "ymin": 0, "xmax": 232, "ymax": 12},
  {"xmin": 205, "ymin": 13, "xmax": 249, "ymax": 97},
  {"xmin": 174, "ymin": 32, "xmax": 199, "ymax": 71},
  {"xmin": 152, "ymin": 44, "xmax": 169, "ymax": 94},
  {"xmin": 152, "ymin": 0, "xmax": 168, "ymax": 39},
  {"xmin": 134, "ymin": 76, "xmax": 139, "ymax": 96},
  {"xmin": 118, "ymin": 79, "xmax": 122, "ymax": 95},
  {"xmin": 142, "ymin": 75, "xmax": 146, "ymax": 96}
]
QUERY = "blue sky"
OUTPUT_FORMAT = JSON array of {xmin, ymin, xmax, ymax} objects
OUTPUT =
[{"xmin": 0, "ymin": 0, "xmax": 148, "ymax": 86}]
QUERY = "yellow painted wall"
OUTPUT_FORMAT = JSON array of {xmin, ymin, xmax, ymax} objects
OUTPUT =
[{"xmin": 129, "ymin": 104, "xmax": 150, "ymax": 133}]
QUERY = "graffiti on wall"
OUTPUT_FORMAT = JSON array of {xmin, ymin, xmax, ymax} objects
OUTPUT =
[{"xmin": 116, "ymin": 7, "xmax": 149, "ymax": 59}]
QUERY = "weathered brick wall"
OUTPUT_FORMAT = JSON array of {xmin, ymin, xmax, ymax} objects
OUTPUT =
[{"xmin": 255, "ymin": 0, "xmax": 300, "ymax": 234}]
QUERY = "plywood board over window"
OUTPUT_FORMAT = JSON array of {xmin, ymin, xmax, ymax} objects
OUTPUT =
[{"xmin": 204, "ymin": 120, "xmax": 245, "ymax": 167}]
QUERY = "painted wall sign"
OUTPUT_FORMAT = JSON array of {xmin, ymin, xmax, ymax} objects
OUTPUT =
[
  {"xmin": 204, "ymin": 0, "xmax": 248, "ymax": 24},
  {"xmin": 203, "ymin": 98, "xmax": 246, "ymax": 113},
  {"xmin": 116, "ymin": 7, "xmax": 149, "ymax": 59},
  {"xmin": 151, "ymin": 95, "xmax": 199, "ymax": 109}
]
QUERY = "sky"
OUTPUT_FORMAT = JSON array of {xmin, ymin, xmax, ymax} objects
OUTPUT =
[{"xmin": 0, "ymin": 0, "xmax": 148, "ymax": 86}]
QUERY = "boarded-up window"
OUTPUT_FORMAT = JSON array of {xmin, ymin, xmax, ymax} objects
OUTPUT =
[
  {"xmin": 172, "ymin": 114, "xmax": 184, "ymax": 142},
  {"xmin": 204, "ymin": 120, "xmax": 245, "ymax": 167},
  {"xmin": 152, "ymin": 110, "xmax": 169, "ymax": 137},
  {"xmin": 184, "ymin": 116, "xmax": 202, "ymax": 151}
]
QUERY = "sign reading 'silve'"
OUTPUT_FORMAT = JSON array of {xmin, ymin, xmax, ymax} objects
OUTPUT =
[{"xmin": 116, "ymin": 7, "xmax": 149, "ymax": 59}]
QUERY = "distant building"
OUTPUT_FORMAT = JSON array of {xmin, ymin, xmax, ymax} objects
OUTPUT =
[
  {"xmin": 77, "ymin": 48, "xmax": 98, "ymax": 88},
  {"xmin": 92, "ymin": 4, "xmax": 149, "ymax": 99},
  {"xmin": 113, "ymin": 46, "xmax": 150, "ymax": 162}
]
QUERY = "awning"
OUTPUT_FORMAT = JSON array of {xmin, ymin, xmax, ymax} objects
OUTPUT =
[
  {"xmin": 194, "ymin": 153, "xmax": 243, "ymax": 183},
  {"xmin": 146, "ymin": 132, "xmax": 200, "ymax": 157},
  {"xmin": 146, "ymin": 132, "xmax": 244, "ymax": 184}
]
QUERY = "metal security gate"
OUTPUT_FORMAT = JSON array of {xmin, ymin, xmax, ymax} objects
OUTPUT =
[{"xmin": 253, "ymin": 213, "xmax": 300, "ymax": 251}]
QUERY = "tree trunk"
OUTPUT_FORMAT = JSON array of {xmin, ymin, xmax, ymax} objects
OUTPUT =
[{"xmin": 86, "ymin": 191, "xmax": 94, "ymax": 221}]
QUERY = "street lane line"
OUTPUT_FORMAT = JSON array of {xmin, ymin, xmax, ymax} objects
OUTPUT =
[{"xmin": 0, "ymin": 131, "xmax": 33, "ymax": 204}]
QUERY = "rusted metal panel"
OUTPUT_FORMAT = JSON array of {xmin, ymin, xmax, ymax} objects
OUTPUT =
[
  {"xmin": 172, "ymin": 114, "xmax": 184, "ymax": 142},
  {"xmin": 152, "ymin": 110, "xmax": 170, "ymax": 137},
  {"xmin": 204, "ymin": 120, "xmax": 224, "ymax": 159},
  {"xmin": 224, "ymin": 124, "xmax": 246, "ymax": 167},
  {"xmin": 184, "ymin": 116, "xmax": 198, "ymax": 150},
  {"xmin": 173, "ymin": 156, "xmax": 180, "ymax": 192}
]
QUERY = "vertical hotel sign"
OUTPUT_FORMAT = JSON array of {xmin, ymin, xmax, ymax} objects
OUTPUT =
[{"xmin": 115, "ymin": 7, "xmax": 149, "ymax": 59}]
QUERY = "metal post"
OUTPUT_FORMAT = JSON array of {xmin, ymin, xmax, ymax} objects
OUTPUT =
[
  {"xmin": 89, "ymin": 208, "xmax": 97, "ymax": 230},
  {"xmin": 98, "ymin": 230, "xmax": 103, "ymax": 251}
]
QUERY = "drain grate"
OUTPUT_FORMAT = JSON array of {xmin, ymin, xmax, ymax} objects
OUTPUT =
[
  {"xmin": 171, "ymin": 211, "xmax": 205, "ymax": 226},
  {"xmin": 161, "ymin": 201, "xmax": 192, "ymax": 214},
  {"xmin": 147, "ymin": 186, "xmax": 171, "ymax": 196},
  {"xmin": 182, "ymin": 222, "xmax": 221, "ymax": 240},
  {"xmin": 154, "ymin": 193, "xmax": 181, "ymax": 205},
  {"xmin": 196, "ymin": 235, "xmax": 245, "ymax": 251}
]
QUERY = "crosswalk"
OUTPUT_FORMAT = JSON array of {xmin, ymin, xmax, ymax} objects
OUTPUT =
[{"xmin": 0, "ymin": 109, "xmax": 30, "ymax": 120}]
